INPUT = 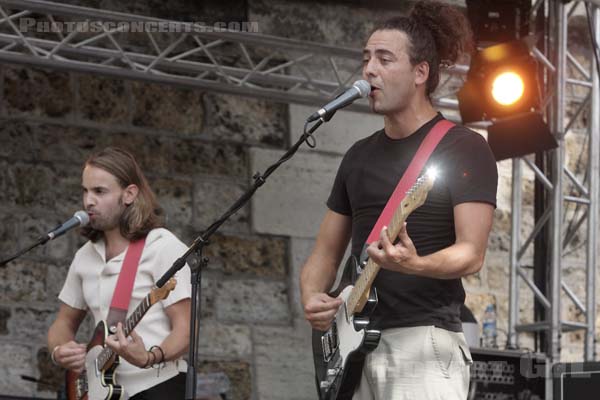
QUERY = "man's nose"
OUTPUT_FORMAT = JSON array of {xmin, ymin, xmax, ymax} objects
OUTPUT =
[
  {"xmin": 83, "ymin": 193, "xmax": 95, "ymax": 208},
  {"xmin": 363, "ymin": 58, "xmax": 377, "ymax": 78}
]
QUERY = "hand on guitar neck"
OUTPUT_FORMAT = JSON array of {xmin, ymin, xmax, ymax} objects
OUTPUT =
[
  {"xmin": 104, "ymin": 322, "xmax": 151, "ymax": 368},
  {"xmin": 365, "ymin": 223, "xmax": 422, "ymax": 275},
  {"xmin": 52, "ymin": 341, "xmax": 87, "ymax": 373}
]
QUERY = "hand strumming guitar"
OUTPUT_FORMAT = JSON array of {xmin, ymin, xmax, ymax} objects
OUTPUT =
[
  {"xmin": 303, "ymin": 292, "xmax": 343, "ymax": 332},
  {"xmin": 52, "ymin": 341, "xmax": 87, "ymax": 373}
]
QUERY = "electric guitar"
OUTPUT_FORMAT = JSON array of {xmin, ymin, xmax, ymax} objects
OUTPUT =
[
  {"xmin": 312, "ymin": 171, "xmax": 436, "ymax": 400},
  {"xmin": 65, "ymin": 278, "xmax": 177, "ymax": 400}
]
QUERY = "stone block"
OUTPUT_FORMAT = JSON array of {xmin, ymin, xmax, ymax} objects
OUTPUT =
[
  {"xmin": 249, "ymin": 147, "xmax": 339, "ymax": 238},
  {"xmin": 27, "ymin": 126, "xmax": 248, "ymax": 179},
  {"xmin": 487, "ymin": 262, "xmax": 509, "ymax": 293},
  {"xmin": 199, "ymin": 275, "xmax": 218, "ymax": 319},
  {"xmin": 0, "ymin": 259, "xmax": 50, "ymax": 303},
  {"xmin": 126, "ymin": 136, "xmax": 247, "ymax": 178},
  {"xmin": 0, "ymin": 212, "xmax": 22, "ymax": 259},
  {"xmin": 193, "ymin": 179, "xmax": 249, "ymax": 233},
  {"xmin": 36, "ymin": 346, "xmax": 63, "ymax": 394},
  {"xmin": 0, "ymin": 307, "xmax": 10, "ymax": 335},
  {"xmin": 8, "ymin": 307, "xmax": 56, "ymax": 342},
  {"xmin": 0, "ymin": 120, "xmax": 38, "ymax": 162},
  {"xmin": 203, "ymin": 233, "xmax": 287, "ymax": 279},
  {"xmin": 249, "ymin": 0, "xmax": 390, "ymax": 48},
  {"xmin": 153, "ymin": 177, "xmax": 193, "ymax": 227},
  {"xmin": 215, "ymin": 279, "xmax": 290, "ymax": 324},
  {"xmin": 28, "ymin": 124, "xmax": 100, "ymax": 166},
  {"xmin": 254, "ymin": 323, "xmax": 315, "ymax": 400},
  {"xmin": 198, "ymin": 360, "xmax": 251, "ymax": 400},
  {"xmin": 462, "ymin": 271, "xmax": 483, "ymax": 290},
  {"xmin": 46, "ymin": 264, "xmax": 70, "ymax": 302},
  {"xmin": 3, "ymin": 65, "xmax": 72, "ymax": 117},
  {"xmin": 131, "ymin": 81, "xmax": 203, "ymax": 134},
  {"xmin": 288, "ymin": 237, "xmax": 315, "ymax": 319},
  {"xmin": 0, "ymin": 342, "xmax": 35, "ymax": 396},
  {"xmin": 203, "ymin": 93, "xmax": 288, "ymax": 146},
  {"xmin": 77, "ymin": 74, "xmax": 130, "ymax": 124},
  {"xmin": 289, "ymin": 104, "xmax": 381, "ymax": 155},
  {"xmin": 197, "ymin": 321, "xmax": 252, "ymax": 359},
  {"xmin": 19, "ymin": 211, "xmax": 76, "ymax": 263}
]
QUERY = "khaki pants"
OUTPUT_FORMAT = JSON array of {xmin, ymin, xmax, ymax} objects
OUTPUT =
[{"xmin": 352, "ymin": 326, "xmax": 472, "ymax": 400}]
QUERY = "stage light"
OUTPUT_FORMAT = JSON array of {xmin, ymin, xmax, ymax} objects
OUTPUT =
[
  {"xmin": 491, "ymin": 71, "xmax": 524, "ymax": 106},
  {"xmin": 458, "ymin": 39, "xmax": 539, "ymax": 123},
  {"xmin": 457, "ymin": 39, "xmax": 557, "ymax": 160}
]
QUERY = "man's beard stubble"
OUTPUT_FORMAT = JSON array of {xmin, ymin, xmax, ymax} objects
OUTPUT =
[{"xmin": 90, "ymin": 196, "xmax": 126, "ymax": 233}]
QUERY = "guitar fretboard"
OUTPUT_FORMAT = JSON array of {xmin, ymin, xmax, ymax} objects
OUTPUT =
[
  {"xmin": 345, "ymin": 175, "xmax": 432, "ymax": 315},
  {"xmin": 96, "ymin": 295, "xmax": 152, "ymax": 370}
]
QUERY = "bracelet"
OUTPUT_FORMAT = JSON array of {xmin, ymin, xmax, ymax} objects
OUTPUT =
[
  {"xmin": 142, "ymin": 350, "xmax": 155, "ymax": 369},
  {"xmin": 149, "ymin": 345, "xmax": 165, "ymax": 365},
  {"xmin": 50, "ymin": 345, "xmax": 60, "ymax": 366}
]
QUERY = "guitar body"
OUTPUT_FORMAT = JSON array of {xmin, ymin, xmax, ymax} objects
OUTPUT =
[
  {"xmin": 312, "ymin": 255, "xmax": 381, "ymax": 400},
  {"xmin": 66, "ymin": 321, "xmax": 125, "ymax": 400},
  {"xmin": 311, "ymin": 172, "xmax": 436, "ymax": 399},
  {"xmin": 63, "ymin": 279, "xmax": 177, "ymax": 400}
]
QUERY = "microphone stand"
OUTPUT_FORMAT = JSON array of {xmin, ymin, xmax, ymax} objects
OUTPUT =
[
  {"xmin": 0, "ymin": 225, "xmax": 59, "ymax": 267},
  {"xmin": 155, "ymin": 118, "xmax": 326, "ymax": 400}
]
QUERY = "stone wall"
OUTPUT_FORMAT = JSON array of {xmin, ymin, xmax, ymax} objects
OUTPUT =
[{"xmin": 0, "ymin": 1, "xmax": 598, "ymax": 399}]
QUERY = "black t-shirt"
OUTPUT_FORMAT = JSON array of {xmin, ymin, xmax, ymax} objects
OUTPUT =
[{"xmin": 327, "ymin": 113, "xmax": 498, "ymax": 332}]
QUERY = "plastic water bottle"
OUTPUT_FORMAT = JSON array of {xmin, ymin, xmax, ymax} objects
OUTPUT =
[{"xmin": 481, "ymin": 303, "xmax": 498, "ymax": 348}]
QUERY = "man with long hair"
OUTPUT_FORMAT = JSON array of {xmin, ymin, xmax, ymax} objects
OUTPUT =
[
  {"xmin": 47, "ymin": 147, "xmax": 191, "ymax": 399},
  {"xmin": 301, "ymin": 1, "xmax": 498, "ymax": 399}
]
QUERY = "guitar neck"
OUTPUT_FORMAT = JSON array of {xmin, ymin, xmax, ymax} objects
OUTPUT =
[
  {"xmin": 97, "ymin": 294, "xmax": 152, "ymax": 370},
  {"xmin": 346, "ymin": 198, "xmax": 412, "ymax": 316}
]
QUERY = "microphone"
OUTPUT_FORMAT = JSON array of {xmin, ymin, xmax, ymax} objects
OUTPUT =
[
  {"xmin": 45, "ymin": 211, "xmax": 90, "ymax": 242},
  {"xmin": 307, "ymin": 80, "xmax": 371, "ymax": 122}
]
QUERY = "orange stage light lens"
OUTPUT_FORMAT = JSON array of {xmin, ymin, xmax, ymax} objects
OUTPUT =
[{"xmin": 491, "ymin": 72, "xmax": 525, "ymax": 106}]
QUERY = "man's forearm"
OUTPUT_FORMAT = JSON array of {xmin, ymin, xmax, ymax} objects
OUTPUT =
[
  {"xmin": 47, "ymin": 321, "xmax": 77, "ymax": 350},
  {"xmin": 300, "ymin": 255, "xmax": 339, "ymax": 306},
  {"xmin": 415, "ymin": 241, "xmax": 486, "ymax": 279},
  {"xmin": 153, "ymin": 329, "xmax": 189, "ymax": 362}
]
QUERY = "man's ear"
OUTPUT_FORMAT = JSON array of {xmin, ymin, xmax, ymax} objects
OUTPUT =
[
  {"xmin": 123, "ymin": 184, "xmax": 139, "ymax": 206},
  {"xmin": 414, "ymin": 61, "xmax": 430, "ymax": 86}
]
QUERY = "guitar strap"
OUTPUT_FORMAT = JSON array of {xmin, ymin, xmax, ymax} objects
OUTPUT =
[
  {"xmin": 364, "ymin": 119, "xmax": 455, "ymax": 247},
  {"xmin": 106, "ymin": 237, "xmax": 146, "ymax": 331}
]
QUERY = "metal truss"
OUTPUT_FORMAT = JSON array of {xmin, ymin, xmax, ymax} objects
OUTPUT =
[
  {"xmin": 0, "ymin": 0, "xmax": 464, "ymax": 116},
  {"xmin": 507, "ymin": 0, "xmax": 600, "ymax": 376}
]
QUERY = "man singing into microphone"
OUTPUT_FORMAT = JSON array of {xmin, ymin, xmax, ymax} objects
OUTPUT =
[
  {"xmin": 301, "ymin": 1, "xmax": 498, "ymax": 399},
  {"xmin": 47, "ymin": 147, "xmax": 191, "ymax": 399}
]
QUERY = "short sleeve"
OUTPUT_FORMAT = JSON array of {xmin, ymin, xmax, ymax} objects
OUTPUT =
[
  {"xmin": 326, "ymin": 148, "xmax": 354, "ymax": 216},
  {"xmin": 151, "ymin": 233, "xmax": 192, "ymax": 308},
  {"xmin": 445, "ymin": 131, "xmax": 498, "ymax": 207},
  {"xmin": 58, "ymin": 254, "xmax": 87, "ymax": 310}
]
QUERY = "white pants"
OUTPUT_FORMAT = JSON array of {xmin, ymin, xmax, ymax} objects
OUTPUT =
[{"xmin": 352, "ymin": 326, "xmax": 472, "ymax": 400}]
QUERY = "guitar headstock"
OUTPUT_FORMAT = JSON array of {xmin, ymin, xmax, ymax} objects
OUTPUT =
[
  {"xmin": 149, "ymin": 278, "xmax": 177, "ymax": 305},
  {"xmin": 400, "ymin": 168, "xmax": 436, "ymax": 215}
]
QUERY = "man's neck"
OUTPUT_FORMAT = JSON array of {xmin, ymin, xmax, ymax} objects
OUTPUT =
[
  {"xmin": 383, "ymin": 101, "xmax": 438, "ymax": 140},
  {"xmin": 103, "ymin": 228, "xmax": 130, "ymax": 261}
]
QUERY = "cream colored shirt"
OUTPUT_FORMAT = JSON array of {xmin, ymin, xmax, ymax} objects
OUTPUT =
[{"xmin": 59, "ymin": 228, "xmax": 192, "ymax": 397}]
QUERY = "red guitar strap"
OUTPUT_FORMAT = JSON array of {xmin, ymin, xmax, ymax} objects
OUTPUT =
[
  {"xmin": 365, "ymin": 119, "xmax": 454, "ymax": 245},
  {"xmin": 106, "ymin": 237, "xmax": 146, "ymax": 330}
]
